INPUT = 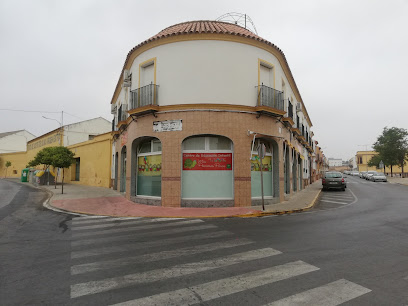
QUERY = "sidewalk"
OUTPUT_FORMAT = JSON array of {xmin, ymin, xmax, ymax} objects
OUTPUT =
[
  {"xmin": 387, "ymin": 176, "xmax": 408, "ymax": 186},
  {"xmin": 5, "ymin": 178, "xmax": 322, "ymax": 218}
]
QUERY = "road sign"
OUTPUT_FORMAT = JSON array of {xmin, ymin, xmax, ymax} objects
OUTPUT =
[{"xmin": 379, "ymin": 160, "xmax": 384, "ymax": 169}]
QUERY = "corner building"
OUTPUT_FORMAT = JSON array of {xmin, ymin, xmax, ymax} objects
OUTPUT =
[{"xmin": 111, "ymin": 20, "xmax": 315, "ymax": 208}]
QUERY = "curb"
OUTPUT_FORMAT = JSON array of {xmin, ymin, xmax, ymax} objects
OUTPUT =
[{"xmin": 44, "ymin": 189, "xmax": 322, "ymax": 219}]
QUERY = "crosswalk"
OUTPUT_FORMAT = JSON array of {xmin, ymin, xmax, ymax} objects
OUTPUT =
[
  {"xmin": 314, "ymin": 189, "xmax": 357, "ymax": 211},
  {"xmin": 69, "ymin": 215, "xmax": 371, "ymax": 305}
]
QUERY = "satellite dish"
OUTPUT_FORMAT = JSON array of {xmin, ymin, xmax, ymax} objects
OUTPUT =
[{"xmin": 216, "ymin": 13, "xmax": 258, "ymax": 35}]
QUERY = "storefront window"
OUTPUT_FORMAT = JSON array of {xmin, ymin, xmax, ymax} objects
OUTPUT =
[
  {"xmin": 251, "ymin": 140, "xmax": 273, "ymax": 198},
  {"xmin": 137, "ymin": 139, "xmax": 162, "ymax": 197},
  {"xmin": 182, "ymin": 135, "xmax": 233, "ymax": 199}
]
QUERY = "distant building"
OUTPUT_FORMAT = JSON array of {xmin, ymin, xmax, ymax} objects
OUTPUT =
[
  {"xmin": 0, "ymin": 130, "xmax": 36, "ymax": 153},
  {"xmin": 0, "ymin": 117, "xmax": 113, "ymax": 187},
  {"xmin": 328, "ymin": 158, "xmax": 342, "ymax": 167}
]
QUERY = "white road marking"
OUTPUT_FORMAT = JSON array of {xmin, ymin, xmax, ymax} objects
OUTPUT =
[
  {"xmin": 72, "ymin": 219, "xmax": 203, "ymax": 238},
  {"xmin": 71, "ymin": 217, "xmax": 177, "ymax": 229},
  {"xmin": 71, "ymin": 224, "xmax": 218, "ymax": 247},
  {"xmin": 320, "ymin": 200, "xmax": 349, "ymax": 205},
  {"xmin": 70, "ymin": 248, "xmax": 282, "ymax": 298},
  {"xmin": 71, "ymin": 238, "xmax": 253, "ymax": 275},
  {"xmin": 71, "ymin": 230, "xmax": 233, "ymax": 259},
  {"xmin": 266, "ymin": 279, "xmax": 371, "ymax": 306},
  {"xmin": 110, "ymin": 261, "xmax": 319, "ymax": 306}
]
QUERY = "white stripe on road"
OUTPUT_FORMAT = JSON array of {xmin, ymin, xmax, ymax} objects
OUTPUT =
[
  {"xmin": 70, "ymin": 248, "xmax": 281, "ymax": 298},
  {"xmin": 71, "ymin": 224, "xmax": 218, "ymax": 247},
  {"xmin": 72, "ymin": 216, "xmax": 136, "ymax": 224},
  {"xmin": 320, "ymin": 200, "xmax": 349, "ymax": 205},
  {"xmin": 71, "ymin": 238, "xmax": 253, "ymax": 275},
  {"xmin": 72, "ymin": 219, "xmax": 203, "ymax": 238},
  {"xmin": 111, "ymin": 261, "xmax": 318, "ymax": 306},
  {"xmin": 71, "ymin": 217, "xmax": 178, "ymax": 229},
  {"xmin": 71, "ymin": 230, "xmax": 233, "ymax": 259},
  {"xmin": 266, "ymin": 279, "xmax": 371, "ymax": 306}
]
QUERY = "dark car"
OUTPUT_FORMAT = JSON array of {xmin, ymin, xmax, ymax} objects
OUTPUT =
[{"xmin": 322, "ymin": 171, "xmax": 346, "ymax": 191}]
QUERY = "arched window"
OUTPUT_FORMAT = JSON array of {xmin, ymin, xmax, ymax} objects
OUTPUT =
[
  {"xmin": 182, "ymin": 135, "xmax": 233, "ymax": 199},
  {"xmin": 137, "ymin": 138, "xmax": 162, "ymax": 197}
]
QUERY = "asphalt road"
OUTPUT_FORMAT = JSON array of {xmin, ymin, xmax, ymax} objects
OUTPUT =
[{"xmin": 1, "ymin": 177, "xmax": 407, "ymax": 305}]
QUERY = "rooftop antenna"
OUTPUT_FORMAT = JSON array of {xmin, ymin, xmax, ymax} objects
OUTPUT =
[{"xmin": 216, "ymin": 13, "xmax": 258, "ymax": 35}]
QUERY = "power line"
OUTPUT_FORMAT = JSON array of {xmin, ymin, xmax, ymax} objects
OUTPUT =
[{"xmin": 0, "ymin": 108, "xmax": 61, "ymax": 114}]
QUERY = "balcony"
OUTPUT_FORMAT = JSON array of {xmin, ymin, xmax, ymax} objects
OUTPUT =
[
  {"xmin": 116, "ymin": 104, "xmax": 128, "ymax": 130},
  {"xmin": 282, "ymin": 100, "xmax": 295, "ymax": 126},
  {"xmin": 128, "ymin": 84, "xmax": 159, "ymax": 117},
  {"xmin": 255, "ymin": 85, "xmax": 285, "ymax": 116}
]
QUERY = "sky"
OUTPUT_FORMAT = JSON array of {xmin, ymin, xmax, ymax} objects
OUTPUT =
[{"xmin": 1, "ymin": 0, "xmax": 407, "ymax": 160}]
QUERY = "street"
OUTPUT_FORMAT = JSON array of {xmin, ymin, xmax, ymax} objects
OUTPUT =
[{"xmin": 1, "ymin": 178, "xmax": 408, "ymax": 305}]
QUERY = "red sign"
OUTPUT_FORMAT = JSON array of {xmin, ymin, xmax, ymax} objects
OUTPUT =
[{"xmin": 183, "ymin": 153, "xmax": 232, "ymax": 170}]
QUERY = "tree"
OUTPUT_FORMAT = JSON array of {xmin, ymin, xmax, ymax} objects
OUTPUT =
[
  {"xmin": 51, "ymin": 146, "xmax": 75, "ymax": 194},
  {"xmin": 4, "ymin": 161, "xmax": 11, "ymax": 178},
  {"xmin": 367, "ymin": 154, "xmax": 384, "ymax": 173},
  {"xmin": 373, "ymin": 127, "xmax": 408, "ymax": 176},
  {"xmin": 27, "ymin": 146, "xmax": 75, "ymax": 193}
]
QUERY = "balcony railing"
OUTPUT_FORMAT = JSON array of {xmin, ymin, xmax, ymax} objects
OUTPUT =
[
  {"xmin": 130, "ymin": 84, "xmax": 159, "ymax": 109},
  {"xmin": 118, "ymin": 104, "xmax": 128, "ymax": 122},
  {"xmin": 257, "ymin": 85, "xmax": 284, "ymax": 110},
  {"xmin": 288, "ymin": 101, "xmax": 293, "ymax": 119}
]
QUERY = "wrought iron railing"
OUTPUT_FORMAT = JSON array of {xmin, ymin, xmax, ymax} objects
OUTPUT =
[
  {"xmin": 130, "ymin": 84, "xmax": 159, "ymax": 109},
  {"xmin": 288, "ymin": 101, "xmax": 293, "ymax": 119},
  {"xmin": 256, "ymin": 85, "xmax": 284, "ymax": 110},
  {"xmin": 118, "ymin": 104, "xmax": 128, "ymax": 122}
]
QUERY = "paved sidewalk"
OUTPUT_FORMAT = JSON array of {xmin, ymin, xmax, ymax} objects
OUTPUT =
[
  {"xmin": 387, "ymin": 176, "xmax": 408, "ymax": 186},
  {"xmin": 4, "ymin": 178, "xmax": 322, "ymax": 218}
]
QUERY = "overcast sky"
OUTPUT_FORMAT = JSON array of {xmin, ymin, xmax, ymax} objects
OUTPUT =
[{"xmin": 1, "ymin": 0, "xmax": 407, "ymax": 160}]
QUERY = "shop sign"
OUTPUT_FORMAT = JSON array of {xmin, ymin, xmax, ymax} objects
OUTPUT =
[
  {"xmin": 138, "ymin": 155, "xmax": 162, "ymax": 176},
  {"xmin": 121, "ymin": 131, "xmax": 128, "ymax": 146},
  {"xmin": 183, "ymin": 153, "xmax": 232, "ymax": 170},
  {"xmin": 153, "ymin": 120, "xmax": 182, "ymax": 132},
  {"xmin": 251, "ymin": 155, "xmax": 272, "ymax": 172}
]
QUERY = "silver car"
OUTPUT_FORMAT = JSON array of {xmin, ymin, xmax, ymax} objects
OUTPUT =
[{"xmin": 369, "ymin": 172, "xmax": 387, "ymax": 182}]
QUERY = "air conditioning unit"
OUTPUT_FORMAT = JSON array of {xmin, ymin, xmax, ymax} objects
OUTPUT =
[
  {"xmin": 111, "ymin": 104, "xmax": 117, "ymax": 114},
  {"xmin": 296, "ymin": 102, "xmax": 302, "ymax": 112},
  {"xmin": 123, "ymin": 69, "xmax": 130, "ymax": 81}
]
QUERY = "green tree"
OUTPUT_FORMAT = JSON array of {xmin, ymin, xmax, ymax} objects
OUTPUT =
[
  {"xmin": 27, "ymin": 146, "xmax": 75, "ymax": 193},
  {"xmin": 51, "ymin": 146, "xmax": 75, "ymax": 194},
  {"xmin": 4, "ymin": 161, "xmax": 11, "ymax": 178},
  {"xmin": 367, "ymin": 154, "xmax": 384, "ymax": 172},
  {"xmin": 373, "ymin": 127, "xmax": 408, "ymax": 176}
]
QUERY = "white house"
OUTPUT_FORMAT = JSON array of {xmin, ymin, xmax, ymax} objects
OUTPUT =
[{"xmin": 0, "ymin": 130, "xmax": 36, "ymax": 153}]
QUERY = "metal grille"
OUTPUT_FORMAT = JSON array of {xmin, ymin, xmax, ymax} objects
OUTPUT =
[
  {"xmin": 130, "ymin": 84, "xmax": 159, "ymax": 109},
  {"xmin": 288, "ymin": 100, "xmax": 293, "ymax": 119},
  {"xmin": 257, "ymin": 85, "xmax": 284, "ymax": 110}
]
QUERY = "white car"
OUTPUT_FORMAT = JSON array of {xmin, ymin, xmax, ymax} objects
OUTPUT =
[{"xmin": 369, "ymin": 172, "xmax": 387, "ymax": 182}]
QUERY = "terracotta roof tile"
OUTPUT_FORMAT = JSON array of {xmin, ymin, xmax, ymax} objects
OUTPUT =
[{"xmin": 112, "ymin": 20, "xmax": 308, "ymax": 123}]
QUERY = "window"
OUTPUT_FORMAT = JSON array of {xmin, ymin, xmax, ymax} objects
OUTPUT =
[
  {"xmin": 137, "ymin": 139, "xmax": 162, "ymax": 197},
  {"xmin": 182, "ymin": 136, "xmax": 233, "ymax": 199},
  {"xmin": 251, "ymin": 140, "xmax": 273, "ymax": 198}
]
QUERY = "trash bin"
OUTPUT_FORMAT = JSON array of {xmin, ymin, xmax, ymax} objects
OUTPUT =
[{"xmin": 21, "ymin": 168, "xmax": 29, "ymax": 182}]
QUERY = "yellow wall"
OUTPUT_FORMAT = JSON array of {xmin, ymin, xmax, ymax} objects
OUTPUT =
[
  {"xmin": 356, "ymin": 151, "xmax": 405, "ymax": 174},
  {"xmin": 66, "ymin": 133, "xmax": 112, "ymax": 188},
  {"xmin": 0, "ymin": 151, "xmax": 28, "ymax": 178},
  {"xmin": 26, "ymin": 130, "xmax": 61, "ymax": 164}
]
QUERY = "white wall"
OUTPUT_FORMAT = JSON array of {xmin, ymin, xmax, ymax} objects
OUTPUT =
[
  {"xmin": 328, "ymin": 159, "xmax": 343, "ymax": 167},
  {"xmin": 0, "ymin": 130, "xmax": 36, "ymax": 153},
  {"xmin": 127, "ymin": 40, "xmax": 300, "ymax": 108},
  {"xmin": 63, "ymin": 117, "xmax": 111, "ymax": 146}
]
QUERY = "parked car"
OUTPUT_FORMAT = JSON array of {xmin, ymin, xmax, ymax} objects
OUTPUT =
[
  {"xmin": 351, "ymin": 171, "xmax": 360, "ymax": 176},
  {"xmin": 369, "ymin": 172, "xmax": 387, "ymax": 182},
  {"xmin": 365, "ymin": 171, "xmax": 377, "ymax": 180},
  {"xmin": 322, "ymin": 171, "xmax": 346, "ymax": 191},
  {"xmin": 360, "ymin": 171, "xmax": 367, "ymax": 178}
]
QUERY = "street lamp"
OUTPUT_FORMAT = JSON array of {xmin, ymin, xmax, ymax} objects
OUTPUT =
[{"xmin": 42, "ymin": 112, "xmax": 63, "ymax": 146}]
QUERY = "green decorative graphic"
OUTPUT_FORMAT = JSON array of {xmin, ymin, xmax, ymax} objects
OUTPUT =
[{"xmin": 184, "ymin": 159, "xmax": 197, "ymax": 169}]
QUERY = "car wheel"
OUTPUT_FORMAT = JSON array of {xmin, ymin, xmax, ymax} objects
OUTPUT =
[{"xmin": 342, "ymin": 188, "xmax": 346, "ymax": 191}]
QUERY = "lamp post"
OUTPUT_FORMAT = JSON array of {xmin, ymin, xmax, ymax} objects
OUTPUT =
[{"xmin": 42, "ymin": 112, "xmax": 63, "ymax": 187}]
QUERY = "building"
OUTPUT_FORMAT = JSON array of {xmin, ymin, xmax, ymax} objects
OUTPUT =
[
  {"xmin": 0, "ymin": 117, "xmax": 112, "ymax": 187},
  {"xmin": 356, "ymin": 151, "xmax": 407, "ymax": 177},
  {"xmin": 328, "ymin": 158, "xmax": 342, "ymax": 168},
  {"xmin": 0, "ymin": 130, "xmax": 36, "ymax": 153},
  {"xmin": 110, "ymin": 20, "xmax": 318, "ymax": 208}
]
